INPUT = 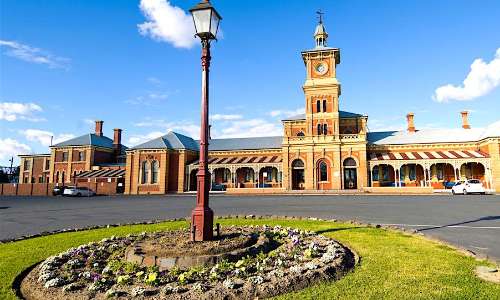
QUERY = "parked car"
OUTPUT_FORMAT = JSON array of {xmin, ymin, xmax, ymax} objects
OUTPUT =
[
  {"xmin": 63, "ymin": 186, "xmax": 96, "ymax": 197},
  {"xmin": 52, "ymin": 185, "xmax": 67, "ymax": 196},
  {"xmin": 451, "ymin": 179, "xmax": 486, "ymax": 195}
]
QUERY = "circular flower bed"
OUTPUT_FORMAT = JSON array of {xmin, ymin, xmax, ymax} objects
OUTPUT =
[{"xmin": 20, "ymin": 225, "xmax": 355, "ymax": 300}]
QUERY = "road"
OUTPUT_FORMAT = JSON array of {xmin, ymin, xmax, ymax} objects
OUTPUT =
[{"xmin": 1, "ymin": 194, "xmax": 499, "ymax": 262}]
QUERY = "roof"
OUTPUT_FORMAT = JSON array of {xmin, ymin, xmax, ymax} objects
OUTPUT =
[
  {"xmin": 282, "ymin": 110, "xmax": 364, "ymax": 121},
  {"xmin": 76, "ymin": 169, "xmax": 125, "ymax": 178},
  {"xmin": 369, "ymin": 150, "xmax": 489, "ymax": 161},
  {"xmin": 208, "ymin": 136, "xmax": 283, "ymax": 151},
  {"xmin": 131, "ymin": 131, "xmax": 199, "ymax": 151},
  {"xmin": 368, "ymin": 122, "xmax": 500, "ymax": 145},
  {"xmin": 18, "ymin": 153, "xmax": 50, "ymax": 157},
  {"xmin": 189, "ymin": 155, "xmax": 282, "ymax": 166},
  {"xmin": 53, "ymin": 134, "xmax": 112, "ymax": 148}
]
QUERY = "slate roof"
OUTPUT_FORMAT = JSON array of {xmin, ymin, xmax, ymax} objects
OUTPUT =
[
  {"xmin": 53, "ymin": 134, "xmax": 113, "ymax": 148},
  {"xmin": 52, "ymin": 133, "xmax": 128, "ymax": 153},
  {"xmin": 368, "ymin": 121, "xmax": 500, "ymax": 145},
  {"xmin": 131, "ymin": 131, "xmax": 199, "ymax": 151},
  {"xmin": 208, "ymin": 136, "xmax": 283, "ymax": 151},
  {"xmin": 282, "ymin": 110, "xmax": 364, "ymax": 121}
]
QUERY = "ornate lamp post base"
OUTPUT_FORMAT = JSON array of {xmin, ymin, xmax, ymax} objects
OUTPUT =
[{"xmin": 191, "ymin": 206, "xmax": 214, "ymax": 241}]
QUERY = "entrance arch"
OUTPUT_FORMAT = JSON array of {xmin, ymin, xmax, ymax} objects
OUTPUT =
[
  {"xmin": 291, "ymin": 159, "xmax": 305, "ymax": 190},
  {"xmin": 343, "ymin": 158, "xmax": 357, "ymax": 189},
  {"xmin": 189, "ymin": 169, "xmax": 198, "ymax": 191}
]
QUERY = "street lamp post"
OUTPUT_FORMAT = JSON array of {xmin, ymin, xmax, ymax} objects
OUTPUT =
[{"xmin": 189, "ymin": 0, "xmax": 221, "ymax": 241}]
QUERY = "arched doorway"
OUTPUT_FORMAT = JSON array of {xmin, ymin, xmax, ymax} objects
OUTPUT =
[
  {"xmin": 343, "ymin": 158, "xmax": 357, "ymax": 189},
  {"xmin": 189, "ymin": 169, "xmax": 198, "ymax": 191},
  {"xmin": 291, "ymin": 159, "xmax": 305, "ymax": 190}
]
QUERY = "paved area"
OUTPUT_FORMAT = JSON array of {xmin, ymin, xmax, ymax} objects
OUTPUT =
[{"xmin": 1, "ymin": 194, "xmax": 499, "ymax": 262}]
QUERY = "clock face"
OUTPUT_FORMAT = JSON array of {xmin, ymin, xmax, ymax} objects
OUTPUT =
[{"xmin": 314, "ymin": 62, "xmax": 328, "ymax": 75}]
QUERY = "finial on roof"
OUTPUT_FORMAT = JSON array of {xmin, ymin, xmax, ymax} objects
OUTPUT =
[{"xmin": 314, "ymin": 10, "xmax": 328, "ymax": 48}]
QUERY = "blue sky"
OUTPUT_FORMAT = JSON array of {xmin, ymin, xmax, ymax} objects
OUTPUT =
[{"xmin": 1, "ymin": 0, "xmax": 499, "ymax": 165}]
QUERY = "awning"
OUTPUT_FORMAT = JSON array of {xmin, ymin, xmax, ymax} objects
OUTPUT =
[
  {"xmin": 369, "ymin": 150, "xmax": 489, "ymax": 161},
  {"xmin": 190, "ymin": 155, "xmax": 282, "ymax": 166},
  {"xmin": 76, "ymin": 169, "xmax": 125, "ymax": 178}
]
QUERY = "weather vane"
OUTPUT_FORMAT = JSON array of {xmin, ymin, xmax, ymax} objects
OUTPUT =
[{"xmin": 316, "ymin": 9, "xmax": 324, "ymax": 23}]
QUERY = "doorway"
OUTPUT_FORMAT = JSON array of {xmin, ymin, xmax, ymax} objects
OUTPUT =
[
  {"xmin": 344, "ymin": 168, "xmax": 357, "ymax": 189},
  {"xmin": 291, "ymin": 159, "xmax": 305, "ymax": 190}
]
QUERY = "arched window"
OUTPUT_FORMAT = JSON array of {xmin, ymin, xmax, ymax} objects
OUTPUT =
[
  {"xmin": 151, "ymin": 160, "xmax": 159, "ymax": 184},
  {"xmin": 292, "ymin": 159, "xmax": 304, "ymax": 169},
  {"xmin": 323, "ymin": 100, "xmax": 327, "ymax": 112},
  {"xmin": 316, "ymin": 100, "xmax": 321, "ymax": 113},
  {"xmin": 343, "ymin": 158, "xmax": 357, "ymax": 167},
  {"xmin": 319, "ymin": 161, "xmax": 328, "ymax": 181},
  {"xmin": 323, "ymin": 124, "xmax": 328, "ymax": 135},
  {"xmin": 297, "ymin": 131, "xmax": 305, "ymax": 137},
  {"xmin": 317, "ymin": 124, "xmax": 322, "ymax": 135},
  {"xmin": 141, "ymin": 161, "xmax": 150, "ymax": 184}
]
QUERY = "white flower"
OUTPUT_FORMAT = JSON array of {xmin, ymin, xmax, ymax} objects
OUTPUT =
[
  {"xmin": 131, "ymin": 286, "xmax": 146, "ymax": 296},
  {"xmin": 305, "ymin": 261, "xmax": 319, "ymax": 270},
  {"xmin": 44, "ymin": 277, "xmax": 65, "ymax": 288},
  {"xmin": 223, "ymin": 278, "xmax": 236, "ymax": 289},
  {"xmin": 249, "ymin": 275, "xmax": 264, "ymax": 285}
]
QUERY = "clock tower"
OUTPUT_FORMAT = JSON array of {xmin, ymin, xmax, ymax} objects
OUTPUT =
[{"xmin": 301, "ymin": 18, "xmax": 341, "ymax": 139}]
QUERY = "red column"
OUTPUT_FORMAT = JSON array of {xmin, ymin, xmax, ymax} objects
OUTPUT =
[{"xmin": 191, "ymin": 39, "xmax": 214, "ymax": 241}]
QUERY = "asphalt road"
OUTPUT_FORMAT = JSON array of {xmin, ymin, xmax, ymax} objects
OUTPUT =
[{"xmin": 1, "ymin": 194, "xmax": 499, "ymax": 262}]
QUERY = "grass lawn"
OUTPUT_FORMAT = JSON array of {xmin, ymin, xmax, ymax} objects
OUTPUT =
[{"xmin": 1, "ymin": 218, "xmax": 499, "ymax": 299}]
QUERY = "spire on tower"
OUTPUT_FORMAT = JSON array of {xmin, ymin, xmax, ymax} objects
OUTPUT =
[{"xmin": 314, "ymin": 10, "xmax": 328, "ymax": 48}]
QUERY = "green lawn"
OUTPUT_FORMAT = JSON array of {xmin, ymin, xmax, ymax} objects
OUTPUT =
[{"xmin": 1, "ymin": 218, "xmax": 498, "ymax": 299}]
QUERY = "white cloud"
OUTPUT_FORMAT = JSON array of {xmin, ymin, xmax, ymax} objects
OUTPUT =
[
  {"xmin": 127, "ymin": 131, "xmax": 165, "ymax": 146},
  {"xmin": 269, "ymin": 108, "xmax": 305, "ymax": 118},
  {"xmin": 434, "ymin": 48, "xmax": 500, "ymax": 102},
  {"xmin": 216, "ymin": 118, "xmax": 282, "ymax": 138},
  {"xmin": 0, "ymin": 138, "xmax": 31, "ymax": 160},
  {"xmin": 138, "ymin": 0, "xmax": 196, "ymax": 49},
  {"xmin": 0, "ymin": 102, "xmax": 43, "ymax": 122},
  {"xmin": 19, "ymin": 129, "xmax": 75, "ymax": 146},
  {"xmin": 210, "ymin": 114, "xmax": 243, "ymax": 121},
  {"xmin": 0, "ymin": 39, "xmax": 69, "ymax": 69}
]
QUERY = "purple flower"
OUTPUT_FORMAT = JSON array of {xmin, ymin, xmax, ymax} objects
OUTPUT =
[{"xmin": 91, "ymin": 273, "xmax": 102, "ymax": 282}]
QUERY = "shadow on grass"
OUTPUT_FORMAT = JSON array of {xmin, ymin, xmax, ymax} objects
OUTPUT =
[{"xmin": 315, "ymin": 227, "xmax": 363, "ymax": 235}]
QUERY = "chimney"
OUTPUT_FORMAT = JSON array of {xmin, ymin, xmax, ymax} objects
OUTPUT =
[
  {"xmin": 113, "ymin": 128, "xmax": 122, "ymax": 161},
  {"xmin": 461, "ymin": 111, "xmax": 471, "ymax": 129},
  {"xmin": 95, "ymin": 120, "xmax": 104, "ymax": 136},
  {"xmin": 406, "ymin": 113, "xmax": 416, "ymax": 132}
]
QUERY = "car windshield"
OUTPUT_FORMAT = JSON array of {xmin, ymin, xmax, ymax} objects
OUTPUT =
[
  {"xmin": 468, "ymin": 180, "xmax": 480, "ymax": 184},
  {"xmin": 455, "ymin": 182, "xmax": 463, "ymax": 186}
]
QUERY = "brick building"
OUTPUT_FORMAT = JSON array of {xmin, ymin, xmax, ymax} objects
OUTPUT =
[
  {"xmin": 16, "ymin": 20, "xmax": 500, "ymax": 195},
  {"xmin": 19, "ymin": 121, "xmax": 127, "ymax": 186}
]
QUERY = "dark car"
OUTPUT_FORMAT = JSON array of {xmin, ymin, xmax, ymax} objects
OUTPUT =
[{"xmin": 52, "ymin": 186, "xmax": 67, "ymax": 196}]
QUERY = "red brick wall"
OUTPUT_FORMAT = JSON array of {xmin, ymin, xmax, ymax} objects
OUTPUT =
[{"xmin": 168, "ymin": 152, "xmax": 180, "ymax": 192}]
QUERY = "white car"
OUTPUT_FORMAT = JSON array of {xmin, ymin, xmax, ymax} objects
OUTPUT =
[
  {"xmin": 63, "ymin": 186, "xmax": 96, "ymax": 197},
  {"xmin": 451, "ymin": 179, "xmax": 486, "ymax": 195}
]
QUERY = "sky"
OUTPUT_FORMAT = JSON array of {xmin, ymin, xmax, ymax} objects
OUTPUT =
[{"xmin": 1, "ymin": 0, "xmax": 499, "ymax": 165}]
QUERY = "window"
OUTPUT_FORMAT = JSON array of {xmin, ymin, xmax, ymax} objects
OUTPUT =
[
  {"xmin": 382, "ymin": 166, "xmax": 389, "ymax": 181},
  {"xmin": 45, "ymin": 159, "xmax": 50, "ymax": 170},
  {"xmin": 223, "ymin": 169, "xmax": 230, "ymax": 183},
  {"xmin": 292, "ymin": 159, "xmax": 304, "ymax": 169},
  {"xmin": 372, "ymin": 166, "xmax": 379, "ymax": 181},
  {"xmin": 141, "ymin": 161, "xmax": 150, "ymax": 184},
  {"xmin": 319, "ymin": 161, "xmax": 328, "ymax": 181},
  {"xmin": 437, "ymin": 165, "xmax": 444, "ymax": 180},
  {"xmin": 245, "ymin": 169, "xmax": 254, "ymax": 182},
  {"xmin": 78, "ymin": 151, "xmax": 85, "ymax": 161},
  {"xmin": 297, "ymin": 131, "xmax": 305, "ymax": 137},
  {"xmin": 73, "ymin": 171, "xmax": 77, "ymax": 180},
  {"xmin": 343, "ymin": 158, "xmax": 357, "ymax": 167},
  {"xmin": 55, "ymin": 171, "xmax": 60, "ymax": 183},
  {"xmin": 409, "ymin": 165, "xmax": 416, "ymax": 181},
  {"xmin": 62, "ymin": 152, "xmax": 68, "ymax": 162},
  {"xmin": 39, "ymin": 176, "xmax": 43, "ymax": 183},
  {"xmin": 151, "ymin": 160, "xmax": 159, "ymax": 184},
  {"xmin": 323, "ymin": 100, "xmax": 327, "ymax": 112},
  {"xmin": 316, "ymin": 100, "xmax": 321, "ymax": 113},
  {"xmin": 317, "ymin": 124, "xmax": 322, "ymax": 135},
  {"xmin": 323, "ymin": 124, "xmax": 328, "ymax": 135},
  {"xmin": 24, "ymin": 159, "xmax": 31, "ymax": 170},
  {"xmin": 61, "ymin": 171, "xmax": 65, "ymax": 183}
]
